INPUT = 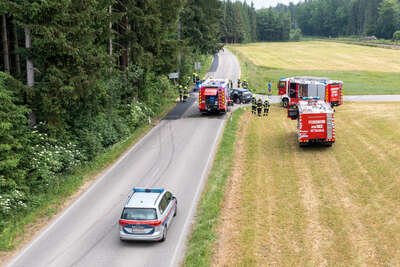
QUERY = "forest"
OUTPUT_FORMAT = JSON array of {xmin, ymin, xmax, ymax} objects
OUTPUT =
[
  {"xmin": 277, "ymin": 0, "xmax": 400, "ymax": 39},
  {"xmin": 0, "ymin": 0, "xmax": 399, "ymax": 248},
  {"xmin": 221, "ymin": 0, "xmax": 400, "ymax": 42}
]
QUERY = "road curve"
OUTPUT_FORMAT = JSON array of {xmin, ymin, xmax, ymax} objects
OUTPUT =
[{"xmin": 7, "ymin": 49, "xmax": 240, "ymax": 267}]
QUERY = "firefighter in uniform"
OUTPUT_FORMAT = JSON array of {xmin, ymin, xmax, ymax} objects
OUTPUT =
[
  {"xmin": 237, "ymin": 78, "xmax": 241, "ymax": 88},
  {"xmin": 179, "ymin": 85, "xmax": 184, "ymax": 102},
  {"xmin": 192, "ymin": 72, "xmax": 199, "ymax": 83},
  {"xmin": 242, "ymin": 79, "xmax": 248, "ymax": 89},
  {"xmin": 183, "ymin": 86, "xmax": 189, "ymax": 102},
  {"xmin": 251, "ymin": 97, "xmax": 257, "ymax": 115},
  {"xmin": 257, "ymin": 98, "xmax": 263, "ymax": 116},
  {"xmin": 263, "ymin": 98, "xmax": 270, "ymax": 116}
]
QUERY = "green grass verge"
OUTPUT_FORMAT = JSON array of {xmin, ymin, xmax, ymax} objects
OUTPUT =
[
  {"xmin": 229, "ymin": 44, "xmax": 400, "ymax": 95},
  {"xmin": 198, "ymin": 54, "xmax": 213, "ymax": 79},
  {"xmin": 184, "ymin": 108, "xmax": 245, "ymax": 267},
  {"xmin": 0, "ymin": 102, "xmax": 176, "ymax": 251}
]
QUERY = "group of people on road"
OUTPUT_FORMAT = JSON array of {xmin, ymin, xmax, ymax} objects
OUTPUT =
[
  {"xmin": 236, "ymin": 78, "xmax": 271, "ymax": 94},
  {"xmin": 178, "ymin": 84, "xmax": 189, "ymax": 102},
  {"xmin": 252, "ymin": 97, "xmax": 270, "ymax": 117},
  {"xmin": 176, "ymin": 72, "xmax": 201, "ymax": 103},
  {"xmin": 192, "ymin": 72, "xmax": 200, "ymax": 83},
  {"xmin": 236, "ymin": 78, "xmax": 248, "ymax": 89}
]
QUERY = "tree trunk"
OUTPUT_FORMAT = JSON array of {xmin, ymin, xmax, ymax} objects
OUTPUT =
[
  {"xmin": 1, "ymin": 14, "xmax": 10, "ymax": 73},
  {"xmin": 178, "ymin": 18, "xmax": 181, "ymax": 74},
  {"xmin": 108, "ymin": 5, "xmax": 113, "ymax": 57},
  {"xmin": 24, "ymin": 26, "xmax": 34, "ymax": 87},
  {"xmin": 25, "ymin": 26, "xmax": 36, "ymax": 126},
  {"xmin": 12, "ymin": 20, "xmax": 21, "ymax": 76},
  {"xmin": 120, "ymin": 15, "xmax": 129, "ymax": 70}
]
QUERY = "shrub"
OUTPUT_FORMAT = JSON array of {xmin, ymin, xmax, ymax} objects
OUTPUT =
[
  {"xmin": 74, "ymin": 126, "xmax": 104, "ymax": 161},
  {"xmin": 129, "ymin": 101, "xmax": 154, "ymax": 128},
  {"xmin": 290, "ymin": 28, "xmax": 302, "ymax": 41},
  {"xmin": 27, "ymin": 129, "xmax": 83, "ymax": 191},
  {"xmin": 393, "ymin": 30, "xmax": 400, "ymax": 42},
  {"xmin": 0, "ymin": 189, "xmax": 28, "ymax": 221},
  {"xmin": 0, "ymin": 72, "xmax": 30, "ymax": 192}
]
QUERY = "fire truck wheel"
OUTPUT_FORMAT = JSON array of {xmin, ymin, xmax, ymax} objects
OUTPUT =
[
  {"xmin": 282, "ymin": 99, "xmax": 288, "ymax": 108},
  {"xmin": 299, "ymin": 142, "xmax": 307, "ymax": 147}
]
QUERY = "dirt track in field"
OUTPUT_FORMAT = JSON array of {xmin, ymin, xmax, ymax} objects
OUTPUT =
[{"xmin": 211, "ymin": 103, "xmax": 400, "ymax": 266}]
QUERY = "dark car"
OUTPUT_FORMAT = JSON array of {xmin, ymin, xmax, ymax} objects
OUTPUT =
[{"xmin": 230, "ymin": 88, "xmax": 253, "ymax": 104}]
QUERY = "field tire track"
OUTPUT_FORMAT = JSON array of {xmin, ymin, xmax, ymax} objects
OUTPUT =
[
  {"xmin": 324, "ymin": 153, "xmax": 379, "ymax": 266},
  {"xmin": 292, "ymin": 150, "xmax": 328, "ymax": 267}
]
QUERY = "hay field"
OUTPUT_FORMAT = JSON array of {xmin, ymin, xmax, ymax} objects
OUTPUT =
[
  {"xmin": 212, "ymin": 103, "xmax": 400, "ymax": 266},
  {"xmin": 233, "ymin": 41, "xmax": 400, "ymax": 72},
  {"xmin": 229, "ymin": 41, "xmax": 400, "ymax": 94}
]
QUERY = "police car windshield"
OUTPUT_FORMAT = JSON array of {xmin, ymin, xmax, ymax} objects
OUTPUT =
[{"xmin": 122, "ymin": 208, "xmax": 157, "ymax": 220}]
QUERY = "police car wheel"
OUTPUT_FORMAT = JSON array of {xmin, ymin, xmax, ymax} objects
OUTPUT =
[{"xmin": 160, "ymin": 226, "xmax": 167, "ymax": 242}]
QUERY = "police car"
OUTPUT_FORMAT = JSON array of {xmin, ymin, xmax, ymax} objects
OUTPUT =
[{"xmin": 119, "ymin": 188, "xmax": 177, "ymax": 242}]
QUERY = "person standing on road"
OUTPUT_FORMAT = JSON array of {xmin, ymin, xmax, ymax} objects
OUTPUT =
[
  {"xmin": 251, "ymin": 97, "xmax": 257, "ymax": 114},
  {"xmin": 183, "ymin": 86, "xmax": 189, "ymax": 102},
  {"xmin": 267, "ymin": 81, "xmax": 272, "ymax": 96},
  {"xmin": 242, "ymin": 80, "xmax": 248, "ymax": 89},
  {"xmin": 263, "ymin": 98, "xmax": 270, "ymax": 116},
  {"xmin": 257, "ymin": 98, "xmax": 263, "ymax": 116},
  {"xmin": 179, "ymin": 85, "xmax": 184, "ymax": 102}
]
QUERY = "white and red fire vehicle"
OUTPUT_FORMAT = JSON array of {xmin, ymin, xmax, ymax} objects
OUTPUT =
[
  {"xmin": 288, "ymin": 98, "xmax": 335, "ymax": 147},
  {"xmin": 278, "ymin": 76, "xmax": 343, "ymax": 108}
]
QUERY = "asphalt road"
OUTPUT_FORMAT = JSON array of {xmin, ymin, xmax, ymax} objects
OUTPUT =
[{"xmin": 7, "ymin": 49, "xmax": 240, "ymax": 267}]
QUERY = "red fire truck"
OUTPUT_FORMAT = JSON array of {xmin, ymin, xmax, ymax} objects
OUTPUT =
[
  {"xmin": 198, "ymin": 78, "xmax": 230, "ymax": 114},
  {"xmin": 278, "ymin": 76, "xmax": 343, "ymax": 108},
  {"xmin": 290, "ymin": 99, "xmax": 335, "ymax": 147}
]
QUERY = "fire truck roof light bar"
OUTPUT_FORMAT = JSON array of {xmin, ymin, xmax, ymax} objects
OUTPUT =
[{"xmin": 302, "ymin": 96, "xmax": 320, "ymax": 100}]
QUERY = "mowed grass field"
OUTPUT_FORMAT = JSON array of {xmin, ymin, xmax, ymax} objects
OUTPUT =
[
  {"xmin": 212, "ymin": 103, "xmax": 400, "ymax": 266},
  {"xmin": 229, "ymin": 41, "xmax": 400, "ymax": 94}
]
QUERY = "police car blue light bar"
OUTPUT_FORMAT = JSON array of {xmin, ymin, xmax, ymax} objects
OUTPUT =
[{"xmin": 133, "ymin": 187, "xmax": 165, "ymax": 193}]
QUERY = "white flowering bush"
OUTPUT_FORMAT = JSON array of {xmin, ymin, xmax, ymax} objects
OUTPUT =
[
  {"xmin": 129, "ymin": 101, "xmax": 154, "ymax": 128},
  {"xmin": 28, "ymin": 131, "xmax": 83, "ymax": 190},
  {"xmin": 0, "ymin": 190, "xmax": 27, "ymax": 222}
]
